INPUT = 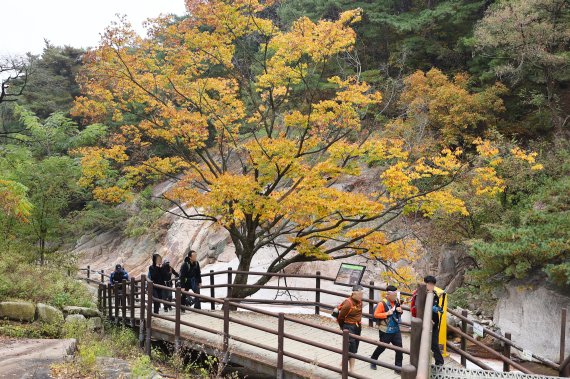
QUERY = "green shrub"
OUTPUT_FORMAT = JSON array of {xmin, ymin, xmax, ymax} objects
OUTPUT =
[{"xmin": 131, "ymin": 355, "xmax": 154, "ymax": 378}]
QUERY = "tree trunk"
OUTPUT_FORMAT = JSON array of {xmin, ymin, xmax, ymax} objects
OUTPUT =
[{"xmin": 228, "ymin": 252, "xmax": 255, "ymax": 300}]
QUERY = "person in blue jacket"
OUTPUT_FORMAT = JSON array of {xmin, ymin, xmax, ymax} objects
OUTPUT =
[{"xmin": 110, "ymin": 264, "xmax": 129, "ymax": 306}]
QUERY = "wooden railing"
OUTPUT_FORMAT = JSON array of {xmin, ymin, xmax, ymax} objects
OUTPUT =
[
  {"xmin": 80, "ymin": 267, "xmax": 425, "ymax": 379},
  {"xmin": 79, "ymin": 266, "xmax": 569, "ymax": 378}
]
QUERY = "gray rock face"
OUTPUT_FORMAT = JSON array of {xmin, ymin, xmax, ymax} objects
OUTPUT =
[
  {"xmin": 0, "ymin": 338, "xmax": 76, "ymax": 379},
  {"xmin": 0, "ymin": 301, "xmax": 36, "ymax": 322},
  {"xmin": 36, "ymin": 303, "xmax": 64, "ymax": 324},
  {"xmin": 494, "ymin": 280, "xmax": 570, "ymax": 362},
  {"xmin": 63, "ymin": 306, "xmax": 101, "ymax": 318}
]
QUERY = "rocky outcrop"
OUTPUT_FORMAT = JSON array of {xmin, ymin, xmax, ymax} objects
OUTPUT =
[
  {"xmin": 494, "ymin": 278, "xmax": 570, "ymax": 362},
  {"xmin": 0, "ymin": 301, "xmax": 36, "ymax": 322},
  {"xmin": 36, "ymin": 303, "xmax": 64, "ymax": 324},
  {"xmin": 0, "ymin": 338, "xmax": 76, "ymax": 379},
  {"xmin": 75, "ymin": 211, "xmax": 234, "ymax": 279}
]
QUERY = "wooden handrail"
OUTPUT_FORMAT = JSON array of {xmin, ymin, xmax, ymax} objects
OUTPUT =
[
  {"xmin": 448, "ymin": 307, "xmax": 559, "ymax": 370},
  {"xmin": 447, "ymin": 325, "xmax": 533, "ymax": 374}
]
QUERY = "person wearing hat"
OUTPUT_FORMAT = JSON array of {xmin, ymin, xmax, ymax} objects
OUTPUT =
[
  {"xmin": 338, "ymin": 284, "xmax": 363, "ymax": 371},
  {"xmin": 109, "ymin": 264, "xmax": 129, "ymax": 306},
  {"xmin": 370, "ymin": 284, "xmax": 403, "ymax": 372}
]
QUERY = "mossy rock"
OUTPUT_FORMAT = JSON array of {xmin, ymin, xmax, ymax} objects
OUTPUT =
[
  {"xmin": 63, "ymin": 306, "xmax": 101, "ymax": 318},
  {"xmin": 36, "ymin": 303, "xmax": 64, "ymax": 324},
  {"xmin": 0, "ymin": 301, "xmax": 36, "ymax": 322}
]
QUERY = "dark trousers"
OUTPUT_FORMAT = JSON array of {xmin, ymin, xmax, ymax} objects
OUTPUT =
[
  {"xmin": 343, "ymin": 323, "xmax": 362, "ymax": 354},
  {"xmin": 432, "ymin": 325, "xmax": 444, "ymax": 365},
  {"xmin": 371, "ymin": 331, "xmax": 403, "ymax": 367},
  {"xmin": 182, "ymin": 278, "xmax": 201, "ymax": 309},
  {"xmin": 152, "ymin": 287, "xmax": 163, "ymax": 314}
]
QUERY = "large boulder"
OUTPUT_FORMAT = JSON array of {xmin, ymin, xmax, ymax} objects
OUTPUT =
[
  {"xmin": 0, "ymin": 301, "xmax": 36, "ymax": 322},
  {"xmin": 63, "ymin": 306, "xmax": 101, "ymax": 318},
  {"xmin": 494, "ymin": 279, "xmax": 570, "ymax": 362},
  {"xmin": 36, "ymin": 303, "xmax": 64, "ymax": 324}
]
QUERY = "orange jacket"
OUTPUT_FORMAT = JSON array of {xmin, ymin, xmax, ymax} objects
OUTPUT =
[{"xmin": 374, "ymin": 299, "xmax": 397, "ymax": 320}]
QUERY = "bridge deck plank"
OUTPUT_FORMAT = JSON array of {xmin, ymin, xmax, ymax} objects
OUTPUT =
[{"xmin": 134, "ymin": 308, "xmax": 410, "ymax": 378}]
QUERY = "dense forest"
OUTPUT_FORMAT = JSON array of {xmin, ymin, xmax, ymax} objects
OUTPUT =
[{"xmin": 0, "ymin": 0, "xmax": 568, "ymax": 303}]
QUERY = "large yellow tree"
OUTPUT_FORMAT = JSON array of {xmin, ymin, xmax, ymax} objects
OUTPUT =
[{"xmin": 72, "ymin": 0, "xmax": 537, "ymax": 297}]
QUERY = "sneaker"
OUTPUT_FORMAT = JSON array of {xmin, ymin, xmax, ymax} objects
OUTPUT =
[
  {"xmin": 394, "ymin": 368, "xmax": 401, "ymax": 374},
  {"xmin": 370, "ymin": 363, "xmax": 377, "ymax": 370}
]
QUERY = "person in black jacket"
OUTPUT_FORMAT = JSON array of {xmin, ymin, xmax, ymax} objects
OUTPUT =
[
  {"xmin": 148, "ymin": 253, "xmax": 165, "ymax": 314},
  {"xmin": 425, "ymin": 275, "xmax": 445, "ymax": 366},
  {"xmin": 161, "ymin": 260, "xmax": 179, "ymax": 312},
  {"xmin": 179, "ymin": 250, "xmax": 202, "ymax": 309}
]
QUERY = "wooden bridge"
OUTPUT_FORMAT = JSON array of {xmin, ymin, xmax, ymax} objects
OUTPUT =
[{"xmin": 80, "ymin": 267, "xmax": 570, "ymax": 379}]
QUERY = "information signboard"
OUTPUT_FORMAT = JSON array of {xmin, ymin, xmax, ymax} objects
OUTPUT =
[{"xmin": 334, "ymin": 263, "xmax": 366, "ymax": 287}]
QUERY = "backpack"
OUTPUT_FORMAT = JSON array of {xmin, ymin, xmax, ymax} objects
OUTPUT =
[
  {"xmin": 374, "ymin": 300, "xmax": 392, "ymax": 332},
  {"xmin": 410, "ymin": 290, "xmax": 418, "ymax": 317},
  {"xmin": 332, "ymin": 298, "xmax": 354, "ymax": 323}
]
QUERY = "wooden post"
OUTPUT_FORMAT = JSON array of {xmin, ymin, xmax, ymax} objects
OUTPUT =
[
  {"xmin": 227, "ymin": 267, "xmax": 233, "ymax": 298},
  {"xmin": 139, "ymin": 275, "xmax": 146, "ymax": 345},
  {"xmin": 416, "ymin": 284, "xmax": 427, "ymax": 320},
  {"xmin": 341, "ymin": 329, "xmax": 349, "ymax": 379},
  {"xmin": 145, "ymin": 280, "xmax": 153, "ymax": 356},
  {"xmin": 107, "ymin": 284, "xmax": 112, "ymax": 320},
  {"xmin": 461, "ymin": 310, "xmax": 468, "ymax": 367},
  {"xmin": 315, "ymin": 271, "xmax": 321, "ymax": 315},
  {"xmin": 277, "ymin": 312, "xmax": 285, "ymax": 379},
  {"xmin": 87, "ymin": 265, "xmax": 90, "ymax": 279},
  {"xmin": 561, "ymin": 308, "xmax": 567, "ymax": 365},
  {"xmin": 410, "ymin": 317, "xmax": 423, "ymax": 369},
  {"xmin": 130, "ymin": 277, "xmax": 136, "ymax": 326},
  {"xmin": 121, "ymin": 279, "xmax": 127, "ymax": 327},
  {"xmin": 210, "ymin": 270, "xmax": 215, "ymax": 310},
  {"xmin": 223, "ymin": 299, "xmax": 230, "ymax": 355},
  {"xmin": 100, "ymin": 269, "xmax": 104, "ymax": 283},
  {"xmin": 175, "ymin": 287, "xmax": 181, "ymax": 354},
  {"xmin": 368, "ymin": 281, "xmax": 375, "ymax": 327},
  {"xmin": 503, "ymin": 332, "xmax": 511, "ymax": 372},
  {"xmin": 401, "ymin": 364, "xmax": 417, "ymax": 379},
  {"xmin": 97, "ymin": 284, "xmax": 102, "ymax": 311},
  {"xmin": 114, "ymin": 283, "xmax": 120, "ymax": 325},
  {"xmin": 102, "ymin": 283, "xmax": 107, "ymax": 315}
]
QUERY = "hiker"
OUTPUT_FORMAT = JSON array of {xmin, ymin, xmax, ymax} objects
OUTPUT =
[
  {"xmin": 424, "ymin": 275, "xmax": 445, "ymax": 366},
  {"xmin": 337, "ymin": 285, "xmax": 363, "ymax": 372},
  {"xmin": 147, "ymin": 253, "xmax": 165, "ymax": 314},
  {"xmin": 179, "ymin": 250, "xmax": 202, "ymax": 309},
  {"xmin": 370, "ymin": 285, "xmax": 403, "ymax": 373},
  {"xmin": 109, "ymin": 264, "xmax": 129, "ymax": 306},
  {"xmin": 161, "ymin": 260, "xmax": 179, "ymax": 312}
]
